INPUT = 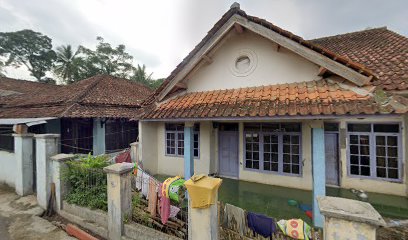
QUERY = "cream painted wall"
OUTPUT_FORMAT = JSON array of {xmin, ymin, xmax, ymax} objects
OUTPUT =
[
  {"xmin": 187, "ymin": 30, "xmax": 320, "ymax": 93},
  {"xmin": 336, "ymin": 117, "xmax": 406, "ymax": 196},
  {"xmin": 139, "ymin": 121, "xmax": 158, "ymax": 174},
  {"xmin": 156, "ymin": 121, "xmax": 212, "ymax": 177}
]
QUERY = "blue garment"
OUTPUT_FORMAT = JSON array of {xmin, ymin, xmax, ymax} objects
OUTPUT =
[{"xmin": 247, "ymin": 212, "xmax": 276, "ymax": 238}]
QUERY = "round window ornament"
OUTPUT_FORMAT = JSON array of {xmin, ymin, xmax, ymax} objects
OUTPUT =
[{"xmin": 230, "ymin": 49, "xmax": 257, "ymax": 77}]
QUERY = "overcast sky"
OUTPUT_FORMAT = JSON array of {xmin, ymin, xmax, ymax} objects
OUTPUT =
[{"xmin": 1, "ymin": 0, "xmax": 407, "ymax": 80}]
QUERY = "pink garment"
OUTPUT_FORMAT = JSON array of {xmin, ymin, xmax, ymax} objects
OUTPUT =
[
  {"xmin": 115, "ymin": 151, "xmax": 131, "ymax": 163},
  {"xmin": 169, "ymin": 205, "xmax": 180, "ymax": 218},
  {"xmin": 160, "ymin": 183, "xmax": 171, "ymax": 224}
]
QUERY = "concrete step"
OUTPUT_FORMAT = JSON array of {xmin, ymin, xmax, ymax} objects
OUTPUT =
[{"xmin": 59, "ymin": 210, "xmax": 108, "ymax": 239}]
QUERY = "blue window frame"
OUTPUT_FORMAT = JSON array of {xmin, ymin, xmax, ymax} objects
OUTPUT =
[
  {"xmin": 244, "ymin": 123, "xmax": 302, "ymax": 175},
  {"xmin": 347, "ymin": 123, "xmax": 401, "ymax": 181},
  {"xmin": 165, "ymin": 123, "xmax": 199, "ymax": 158}
]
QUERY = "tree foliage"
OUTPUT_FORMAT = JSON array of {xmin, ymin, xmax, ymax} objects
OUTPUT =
[
  {"xmin": 0, "ymin": 29, "xmax": 56, "ymax": 81},
  {"xmin": 78, "ymin": 37, "xmax": 135, "ymax": 80},
  {"xmin": 130, "ymin": 64, "xmax": 164, "ymax": 89},
  {"xmin": 53, "ymin": 45, "xmax": 83, "ymax": 84}
]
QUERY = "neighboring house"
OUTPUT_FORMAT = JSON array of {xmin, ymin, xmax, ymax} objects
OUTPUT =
[
  {"xmin": 139, "ymin": 3, "xmax": 408, "ymax": 198},
  {"xmin": 0, "ymin": 75, "xmax": 152, "ymax": 189}
]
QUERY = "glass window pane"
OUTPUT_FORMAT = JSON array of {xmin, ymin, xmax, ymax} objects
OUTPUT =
[
  {"xmin": 264, "ymin": 164, "xmax": 270, "ymax": 171},
  {"xmin": 292, "ymin": 145, "xmax": 300, "ymax": 154},
  {"xmin": 376, "ymin": 136, "xmax": 385, "ymax": 146},
  {"xmin": 350, "ymin": 166, "xmax": 359, "ymax": 175},
  {"xmin": 272, "ymin": 144, "xmax": 278, "ymax": 152},
  {"xmin": 324, "ymin": 123, "xmax": 339, "ymax": 131},
  {"xmin": 283, "ymin": 164, "xmax": 291, "ymax": 173},
  {"xmin": 348, "ymin": 124, "xmax": 371, "ymax": 132},
  {"xmin": 350, "ymin": 135, "xmax": 358, "ymax": 144},
  {"xmin": 281, "ymin": 123, "xmax": 301, "ymax": 132},
  {"xmin": 360, "ymin": 135, "xmax": 369, "ymax": 145},
  {"xmin": 253, "ymin": 161, "xmax": 259, "ymax": 169},
  {"xmin": 165, "ymin": 123, "xmax": 177, "ymax": 131},
  {"xmin": 350, "ymin": 155, "xmax": 359, "ymax": 164},
  {"xmin": 350, "ymin": 145, "xmax": 359, "ymax": 154},
  {"xmin": 272, "ymin": 163, "xmax": 278, "ymax": 171},
  {"xmin": 194, "ymin": 149, "xmax": 199, "ymax": 157},
  {"xmin": 292, "ymin": 165, "xmax": 300, "ymax": 174},
  {"xmin": 264, "ymin": 144, "xmax": 270, "ymax": 152},
  {"xmin": 361, "ymin": 166, "xmax": 370, "ymax": 176},
  {"xmin": 253, "ymin": 152, "xmax": 259, "ymax": 160},
  {"xmin": 360, "ymin": 146, "xmax": 370, "ymax": 155},
  {"xmin": 360, "ymin": 156, "xmax": 370, "ymax": 166},
  {"xmin": 291, "ymin": 135, "xmax": 299, "ymax": 144},
  {"xmin": 376, "ymin": 157, "xmax": 386, "ymax": 167},
  {"xmin": 388, "ymin": 169, "xmax": 398, "ymax": 179},
  {"xmin": 388, "ymin": 147, "xmax": 398, "ymax": 157},
  {"xmin": 292, "ymin": 155, "xmax": 300, "ymax": 164},
  {"xmin": 283, "ymin": 154, "xmax": 290, "ymax": 163},
  {"xmin": 272, "ymin": 153, "xmax": 279, "ymax": 162},
  {"xmin": 262, "ymin": 123, "xmax": 280, "ymax": 132},
  {"xmin": 387, "ymin": 136, "xmax": 398, "ymax": 146},
  {"xmin": 283, "ymin": 145, "xmax": 290, "ymax": 153},
  {"xmin": 388, "ymin": 158, "xmax": 398, "ymax": 168},
  {"xmin": 374, "ymin": 124, "xmax": 399, "ymax": 133},
  {"xmin": 245, "ymin": 161, "xmax": 251, "ymax": 168},
  {"xmin": 377, "ymin": 168, "xmax": 386, "ymax": 178},
  {"xmin": 376, "ymin": 147, "xmax": 386, "ymax": 156},
  {"xmin": 244, "ymin": 123, "xmax": 261, "ymax": 131}
]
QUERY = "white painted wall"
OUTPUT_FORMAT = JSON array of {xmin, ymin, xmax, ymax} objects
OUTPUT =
[
  {"xmin": 187, "ymin": 30, "xmax": 320, "ymax": 93},
  {"xmin": 0, "ymin": 150, "xmax": 16, "ymax": 187},
  {"xmin": 139, "ymin": 121, "xmax": 159, "ymax": 174}
]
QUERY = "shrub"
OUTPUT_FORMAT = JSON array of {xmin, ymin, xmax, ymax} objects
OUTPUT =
[{"xmin": 63, "ymin": 153, "xmax": 109, "ymax": 211}]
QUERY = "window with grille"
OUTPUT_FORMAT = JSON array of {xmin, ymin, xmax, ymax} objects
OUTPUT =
[
  {"xmin": 244, "ymin": 123, "xmax": 301, "ymax": 175},
  {"xmin": 0, "ymin": 125, "xmax": 14, "ymax": 152},
  {"xmin": 347, "ymin": 123, "xmax": 401, "ymax": 180},
  {"xmin": 165, "ymin": 123, "xmax": 199, "ymax": 158}
]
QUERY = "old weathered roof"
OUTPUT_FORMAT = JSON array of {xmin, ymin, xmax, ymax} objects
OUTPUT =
[
  {"xmin": 311, "ymin": 27, "xmax": 408, "ymax": 91},
  {"xmin": 146, "ymin": 4, "xmax": 375, "ymax": 105},
  {"xmin": 143, "ymin": 79, "xmax": 408, "ymax": 120},
  {"xmin": 0, "ymin": 75, "xmax": 152, "ymax": 119}
]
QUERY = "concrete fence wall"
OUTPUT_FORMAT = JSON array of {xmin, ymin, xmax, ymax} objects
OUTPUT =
[{"xmin": 0, "ymin": 150, "xmax": 16, "ymax": 187}]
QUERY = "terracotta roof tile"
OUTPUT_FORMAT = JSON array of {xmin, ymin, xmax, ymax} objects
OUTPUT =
[
  {"xmin": 143, "ymin": 79, "xmax": 407, "ymax": 120},
  {"xmin": 0, "ymin": 75, "xmax": 152, "ymax": 119},
  {"xmin": 311, "ymin": 28, "xmax": 408, "ymax": 91}
]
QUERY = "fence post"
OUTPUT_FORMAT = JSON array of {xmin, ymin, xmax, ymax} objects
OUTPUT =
[
  {"xmin": 318, "ymin": 196, "xmax": 386, "ymax": 240},
  {"xmin": 185, "ymin": 176, "xmax": 222, "ymax": 240},
  {"xmin": 35, "ymin": 134, "xmax": 60, "ymax": 209},
  {"xmin": 130, "ymin": 142, "xmax": 139, "ymax": 163},
  {"xmin": 104, "ymin": 163, "xmax": 133, "ymax": 240},
  {"xmin": 13, "ymin": 133, "xmax": 34, "ymax": 196},
  {"xmin": 51, "ymin": 153, "xmax": 75, "ymax": 212}
]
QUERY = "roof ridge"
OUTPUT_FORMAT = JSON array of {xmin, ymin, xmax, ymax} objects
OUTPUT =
[
  {"xmin": 310, "ymin": 27, "xmax": 388, "ymax": 41},
  {"xmin": 67, "ymin": 75, "xmax": 102, "ymax": 104}
]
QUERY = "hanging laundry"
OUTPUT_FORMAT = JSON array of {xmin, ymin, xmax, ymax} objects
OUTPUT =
[
  {"xmin": 162, "ymin": 176, "xmax": 185, "ymax": 203},
  {"xmin": 115, "ymin": 150, "xmax": 132, "ymax": 163},
  {"xmin": 247, "ymin": 212, "xmax": 276, "ymax": 238},
  {"xmin": 225, "ymin": 203, "xmax": 246, "ymax": 236},
  {"xmin": 142, "ymin": 173, "xmax": 150, "ymax": 199},
  {"xmin": 135, "ymin": 168, "xmax": 142, "ymax": 191},
  {"xmin": 160, "ymin": 183, "xmax": 171, "ymax": 225},
  {"xmin": 277, "ymin": 219, "xmax": 311, "ymax": 240},
  {"xmin": 169, "ymin": 205, "xmax": 180, "ymax": 218},
  {"xmin": 148, "ymin": 178, "xmax": 158, "ymax": 217}
]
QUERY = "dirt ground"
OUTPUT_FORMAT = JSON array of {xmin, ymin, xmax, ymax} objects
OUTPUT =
[{"xmin": 0, "ymin": 184, "xmax": 75, "ymax": 240}]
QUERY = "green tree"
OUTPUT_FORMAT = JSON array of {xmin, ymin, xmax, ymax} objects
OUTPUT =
[
  {"xmin": 53, "ymin": 45, "xmax": 83, "ymax": 84},
  {"xmin": 0, "ymin": 29, "xmax": 56, "ymax": 81},
  {"xmin": 130, "ymin": 64, "xmax": 163, "ymax": 89},
  {"xmin": 79, "ymin": 37, "xmax": 135, "ymax": 79}
]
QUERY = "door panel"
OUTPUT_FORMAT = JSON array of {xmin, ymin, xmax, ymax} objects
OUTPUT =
[
  {"xmin": 219, "ymin": 131, "xmax": 239, "ymax": 178},
  {"xmin": 325, "ymin": 133, "xmax": 339, "ymax": 186}
]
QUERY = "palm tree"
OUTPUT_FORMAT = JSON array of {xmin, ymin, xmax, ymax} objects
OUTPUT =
[{"xmin": 53, "ymin": 45, "xmax": 82, "ymax": 84}]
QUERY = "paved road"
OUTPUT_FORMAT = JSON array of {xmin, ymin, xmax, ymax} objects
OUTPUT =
[{"xmin": 0, "ymin": 185, "xmax": 75, "ymax": 240}]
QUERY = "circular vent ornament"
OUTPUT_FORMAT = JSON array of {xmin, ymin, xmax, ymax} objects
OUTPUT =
[{"xmin": 230, "ymin": 49, "xmax": 257, "ymax": 77}]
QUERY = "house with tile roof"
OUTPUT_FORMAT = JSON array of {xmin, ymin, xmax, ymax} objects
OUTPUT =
[
  {"xmin": 138, "ymin": 3, "xmax": 408, "ymax": 223},
  {"xmin": 0, "ymin": 74, "xmax": 152, "ymax": 155}
]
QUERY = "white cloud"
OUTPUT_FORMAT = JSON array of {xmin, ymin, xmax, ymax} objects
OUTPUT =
[{"xmin": 1, "ymin": 0, "xmax": 407, "ymax": 80}]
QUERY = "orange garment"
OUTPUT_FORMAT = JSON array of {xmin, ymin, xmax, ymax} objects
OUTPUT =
[{"xmin": 148, "ymin": 178, "xmax": 157, "ymax": 217}]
